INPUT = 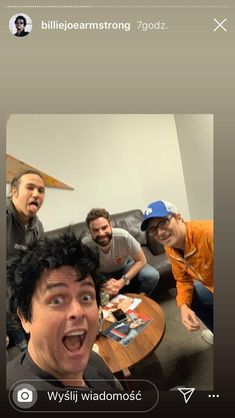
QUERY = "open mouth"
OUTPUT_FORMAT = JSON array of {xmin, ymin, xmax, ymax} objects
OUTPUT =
[
  {"xmin": 28, "ymin": 201, "xmax": 39, "ymax": 213},
  {"xmin": 97, "ymin": 237, "xmax": 109, "ymax": 245},
  {"xmin": 29, "ymin": 201, "xmax": 39, "ymax": 208},
  {"xmin": 160, "ymin": 233, "xmax": 172, "ymax": 243},
  {"xmin": 62, "ymin": 331, "xmax": 86, "ymax": 352}
]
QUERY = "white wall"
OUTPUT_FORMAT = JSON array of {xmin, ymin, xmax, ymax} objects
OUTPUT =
[
  {"xmin": 7, "ymin": 114, "xmax": 191, "ymax": 231},
  {"xmin": 175, "ymin": 114, "xmax": 213, "ymax": 219}
]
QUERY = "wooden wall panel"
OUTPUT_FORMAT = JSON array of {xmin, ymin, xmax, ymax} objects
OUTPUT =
[{"xmin": 6, "ymin": 154, "xmax": 74, "ymax": 190}]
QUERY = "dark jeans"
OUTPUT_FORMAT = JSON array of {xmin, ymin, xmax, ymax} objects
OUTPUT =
[
  {"xmin": 102, "ymin": 259, "xmax": 160, "ymax": 297},
  {"xmin": 191, "ymin": 280, "xmax": 213, "ymax": 332}
]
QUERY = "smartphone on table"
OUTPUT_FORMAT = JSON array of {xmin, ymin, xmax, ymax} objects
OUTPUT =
[{"xmin": 111, "ymin": 309, "xmax": 128, "ymax": 323}]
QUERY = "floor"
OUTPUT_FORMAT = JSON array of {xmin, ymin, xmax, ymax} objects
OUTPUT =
[{"xmin": 125, "ymin": 288, "xmax": 213, "ymax": 390}]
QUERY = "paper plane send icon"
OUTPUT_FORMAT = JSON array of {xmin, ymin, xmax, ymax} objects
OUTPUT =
[{"xmin": 178, "ymin": 387, "xmax": 195, "ymax": 404}]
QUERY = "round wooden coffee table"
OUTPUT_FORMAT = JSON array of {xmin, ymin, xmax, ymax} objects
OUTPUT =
[{"xmin": 96, "ymin": 293, "xmax": 165, "ymax": 376}]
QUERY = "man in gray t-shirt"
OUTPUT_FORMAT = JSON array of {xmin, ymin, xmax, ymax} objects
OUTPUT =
[{"xmin": 83, "ymin": 208, "xmax": 159, "ymax": 298}]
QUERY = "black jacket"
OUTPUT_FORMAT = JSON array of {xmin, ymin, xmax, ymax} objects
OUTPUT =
[
  {"xmin": 14, "ymin": 31, "xmax": 29, "ymax": 37},
  {"xmin": 7, "ymin": 351, "xmax": 122, "ymax": 391},
  {"xmin": 6, "ymin": 197, "xmax": 44, "ymax": 259}
]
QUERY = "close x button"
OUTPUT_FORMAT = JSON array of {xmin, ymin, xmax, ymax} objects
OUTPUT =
[{"xmin": 213, "ymin": 18, "xmax": 228, "ymax": 32}]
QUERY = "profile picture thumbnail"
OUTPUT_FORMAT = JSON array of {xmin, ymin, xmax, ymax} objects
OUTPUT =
[{"xmin": 9, "ymin": 13, "xmax": 32, "ymax": 37}]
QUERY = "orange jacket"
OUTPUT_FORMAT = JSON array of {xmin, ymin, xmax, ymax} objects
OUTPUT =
[{"xmin": 165, "ymin": 220, "xmax": 213, "ymax": 308}]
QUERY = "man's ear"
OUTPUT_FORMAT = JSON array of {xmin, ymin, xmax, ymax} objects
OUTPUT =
[
  {"xmin": 11, "ymin": 186, "xmax": 18, "ymax": 199},
  {"xmin": 17, "ymin": 309, "xmax": 30, "ymax": 334},
  {"xmin": 87, "ymin": 222, "xmax": 92, "ymax": 233},
  {"xmin": 175, "ymin": 213, "xmax": 182, "ymax": 222}
]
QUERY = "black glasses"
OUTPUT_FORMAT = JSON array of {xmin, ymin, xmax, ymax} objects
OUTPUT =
[{"xmin": 147, "ymin": 215, "xmax": 173, "ymax": 236}]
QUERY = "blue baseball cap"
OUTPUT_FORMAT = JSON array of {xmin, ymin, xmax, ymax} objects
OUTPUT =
[{"xmin": 141, "ymin": 200, "xmax": 178, "ymax": 231}]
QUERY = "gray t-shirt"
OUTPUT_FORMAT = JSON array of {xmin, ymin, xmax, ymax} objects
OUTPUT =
[{"xmin": 83, "ymin": 228, "xmax": 141, "ymax": 273}]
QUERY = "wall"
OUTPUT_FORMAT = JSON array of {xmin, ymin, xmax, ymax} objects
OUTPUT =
[
  {"xmin": 7, "ymin": 114, "xmax": 192, "ymax": 231},
  {"xmin": 174, "ymin": 114, "xmax": 213, "ymax": 219}
]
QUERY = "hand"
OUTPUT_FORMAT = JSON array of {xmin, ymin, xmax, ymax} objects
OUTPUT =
[
  {"xmin": 104, "ymin": 278, "xmax": 123, "ymax": 296},
  {"xmin": 180, "ymin": 304, "xmax": 200, "ymax": 332}
]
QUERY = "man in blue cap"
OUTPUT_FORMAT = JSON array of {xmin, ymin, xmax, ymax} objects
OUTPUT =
[{"xmin": 141, "ymin": 200, "xmax": 214, "ymax": 345}]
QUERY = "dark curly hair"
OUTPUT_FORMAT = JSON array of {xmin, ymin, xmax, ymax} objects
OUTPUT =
[
  {"xmin": 10, "ymin": 169, "xmax": 44, "ymax": 192},
  {"xmin": 7, "ymin": 231, "xmax": 103, "ymax": 322},
  {"xmin": 86, "ymin": 208, "xmax": 111, "ymax": 228},
  {"xmin": 14, "ymin": 15, "xmax": 27, "ymax": 26}
]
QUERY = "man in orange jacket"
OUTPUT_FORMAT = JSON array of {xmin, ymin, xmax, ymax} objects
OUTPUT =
[{"xmin": 141, "ymin": 200, "xmax": 213, "ymax": 345}]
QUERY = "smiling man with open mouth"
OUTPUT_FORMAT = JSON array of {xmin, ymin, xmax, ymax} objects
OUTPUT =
[
  {"xmin": 141, "ymin": 200, "xmax": 214, "ymax": 345},
  {"xmin": 6, "ymin": 232, "xmax": 122, "ymax": 391}
]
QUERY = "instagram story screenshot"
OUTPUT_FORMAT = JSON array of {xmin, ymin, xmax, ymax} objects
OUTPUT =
[{"xmin": 0, "ymin": 0, "xmax": 235, "ymax": 416}]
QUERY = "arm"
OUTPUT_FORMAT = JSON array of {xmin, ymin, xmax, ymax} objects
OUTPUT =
[
  {"xmin": 180, "ymin": 303, "xmax": 200, "ymax": 331},
  {"xmin": 105, "ymin": 248, "xmax": 146, "ymax": 296},
  {"xmin": 165, "ymin": 247, "xmax": 194, "ymax": 307},
  {"xmin": 166, "ymin": 249, "xmax": 200, "ymax": 331},
  {"xmin": 173, "ymin": 271, "xmax": 200, "ymax": 331},
  {"xmin": 122, "ymin": 247, "xmax": 146, "ymax": 280},
  {"xmin": 174, "ymin": 274, "xmax": 194, "ymax": 308},
  {"xmin": 37, "ymin": 220, "xmax": 44, "ymax": 238}
]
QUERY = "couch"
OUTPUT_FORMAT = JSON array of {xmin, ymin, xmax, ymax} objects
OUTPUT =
[{"xmin": 45, "ymin": 209, "xmax": 175, "ymax": 291}]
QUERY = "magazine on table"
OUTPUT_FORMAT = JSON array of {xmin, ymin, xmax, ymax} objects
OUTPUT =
[
  {"xmin": 101, "ymin": 293, "xmax": 142, "ymax": 323},
  {"xmin": 102, "ymin": 309, "xmax": 153, "ymax": 345}
]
